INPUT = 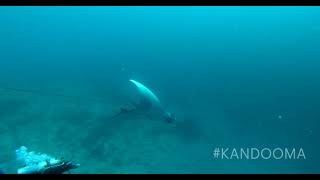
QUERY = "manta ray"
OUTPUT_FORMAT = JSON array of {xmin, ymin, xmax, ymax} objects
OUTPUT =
[{"xmin": 116, "ymin": 79, "xmax": 176, "ymax": 123}]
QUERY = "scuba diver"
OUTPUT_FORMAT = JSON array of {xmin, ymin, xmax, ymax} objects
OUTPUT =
[
  {"xmin": 0, "ymin": 146, "xmax": 79, "ymax": 174},
  {"xmin": 112, "ymin": 79, "xmax": 176, "ymax": 124},
  {"xmin": 15, "ymin": 146, "xmax": 80, "ymax": 174}
]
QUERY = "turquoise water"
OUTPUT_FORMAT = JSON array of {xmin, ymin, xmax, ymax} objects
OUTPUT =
[{"xmin": 0, "ymin": 6, "xmax": 319, "ymax": 174}]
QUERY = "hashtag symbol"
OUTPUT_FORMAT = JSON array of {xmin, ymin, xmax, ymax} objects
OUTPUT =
[{"xmin": 213, "ymin": 148, "xmax": 220, "ymax": 159}]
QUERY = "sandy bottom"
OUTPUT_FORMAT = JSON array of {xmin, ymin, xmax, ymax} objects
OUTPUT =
[
  {"xmin": 0, "ymin": 82, "xmax": 224, "ymax": 174},
  {"xmin": 0, "ymin": 81, "xmax": 316, "ymax": 174}
]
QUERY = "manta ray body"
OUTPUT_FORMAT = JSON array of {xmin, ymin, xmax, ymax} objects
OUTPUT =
[{"xmin": 129, "ymin": 79, "xmax": 175, "ymax": 123}]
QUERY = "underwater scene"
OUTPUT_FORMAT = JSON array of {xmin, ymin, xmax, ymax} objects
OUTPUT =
[{"xmin": 0, "ymin": 6, "xmax": 319, "ymax": 174}]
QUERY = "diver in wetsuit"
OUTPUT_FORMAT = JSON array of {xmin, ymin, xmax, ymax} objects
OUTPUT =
[
  {"xmin": 0, "ymin": 156, "xmax": 79, "ymax": 174},
  {"xmin": 15, "ymin": 146, "xmax": 80, "ymax": 174}
]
